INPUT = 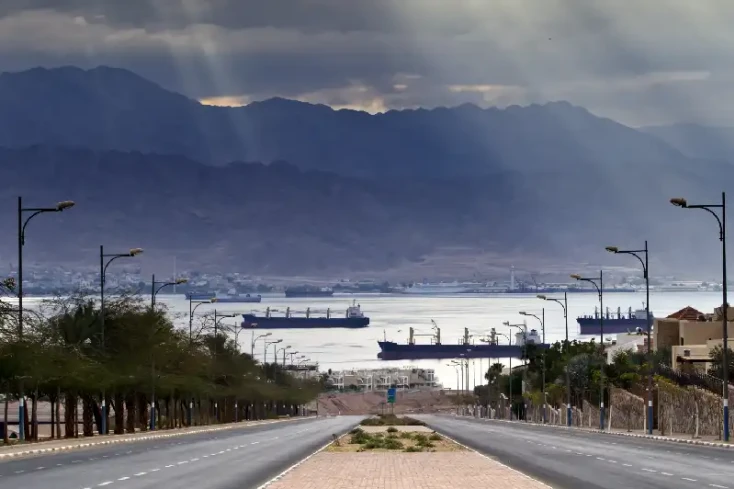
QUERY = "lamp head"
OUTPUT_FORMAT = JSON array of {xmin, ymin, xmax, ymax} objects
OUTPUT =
[
  {"xmin": 502, "ymin": 321, "xmax": 509, "ymax": 326},
  {"xmin": 209, "ymin": 298, "xmax": 218, "ymax": 303},
  {"xmin": 56, "ymin": 200, "xmax": 75, "ymax": 211},
  {"xmin": 570, "ymin": 274, "xmax": 582, "ymax": 280},
  {"xmin": 129, "ymin": 248, "xmax": 144, "ymax": 256},
  {"xmin": 537, "ymin": 294, "xmax": 547, "ymax": 300},
  {"xmin": 605, "ymin": 246, "xmax": 619, "ymax": 253},
  {"xmin": 519, "ymin": 311, "xmax": 528, "ymax": 316},
  {"xmin": 265, "ymin": 332, "xmax": 272, "ymax": 337},
  {"xmin": 670, "ymin": 197, "xmax": 688, "ymax": 208},
  {"xmin": 175, "ymin": 278, "xmax": 189, "ymax": 284}
]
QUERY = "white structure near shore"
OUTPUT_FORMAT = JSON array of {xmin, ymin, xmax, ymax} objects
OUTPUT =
[{"xmin": 328, "ymin": 367, "xmax": 438, "ymax": 391}]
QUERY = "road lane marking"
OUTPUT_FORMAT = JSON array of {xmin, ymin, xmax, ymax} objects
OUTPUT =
[
  {"xmin": 118, "ymin": 476, "xmax": 130, "ymax": 481},
  {"xmin": 134, "ymin": 472, "xmax": 147, "ymax": 476},
  {"xmin": 251, "ymin": 441, "xmax": 260, "ymax": 445},
  {"xmin": 682, "ymin": 478, "xmax": 697, "ymax": 482},
  {"xmin": 623, "ymin": 464, "xmax": 633, "ymax": 467},
  {"xmin": 642, "ymin": 468, "xmax": 657, "ymax": 473},
  {"xmin": 661, "ymin": 472, "xmax": 673, "ymax": 476},
  {"xmin": 165, "ymin": 464, "xmax": 175, "ymax": 468},
  {"xmin": 709, "ymin": 485, "xmax": 728, "ymax": 489},
  {"xmin": 36, "ymin": 466, "xmax": 45, "ymax": 470},
  {"xmin": 150, "ymin": 468, "xmax": 160, "ymax": 472},
  {"xmin": 99, "ymin": 482, "xmax": 113, "ymax": 486}
]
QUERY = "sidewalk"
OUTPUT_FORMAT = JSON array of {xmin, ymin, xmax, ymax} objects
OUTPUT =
[
  {"xmin": 263, "ymin": 452, "xmax": 551, "ymax": 488},
  {"xmin": 0, "ymin": 417, "xmax": 312, "ymax": 459}
]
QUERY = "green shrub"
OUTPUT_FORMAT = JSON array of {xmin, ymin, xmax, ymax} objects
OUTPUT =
[
  {"xmin": 386, "ymin": 426, "xmax": 398, "ymax": 433},
  {"xmin": 413, "ymin": 434, "xmax": 428, "ymax": 444},
  {"xmin": 404, "ymin": 446, "xmax": 422, "ymax": 452},
  {"xmin": 350, "ymin": 428, "xmax": 364, "ymax": 435},
  {"xmin": 429, "ymin": 433, "xmax": 442, "ymax": 441},
  {"xmin": 383, "ymin": 438, "xmax": 404, "ymax": 450},
  {"xmin": 399, "ymin": 432, "xmax": 413, "ymax": 439}
]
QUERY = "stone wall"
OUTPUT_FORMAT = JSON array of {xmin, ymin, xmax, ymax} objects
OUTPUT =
[
  {"xmin": 657, "ymin": 381, "xmax": 722, "ymax": 438},
  {"xmin": 609, "ymin": 387, "xmax": 645, "ymax": 432}
]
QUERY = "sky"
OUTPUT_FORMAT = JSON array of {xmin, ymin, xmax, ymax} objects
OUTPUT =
[{"xmin": 1, "ymin": 0, "xmax": 734, "ymax": 126}]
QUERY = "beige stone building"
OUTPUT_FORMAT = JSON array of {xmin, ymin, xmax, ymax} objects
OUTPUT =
[{"xmin": 654, "ymin": 305, "xmax": 734, "ymax": 373}]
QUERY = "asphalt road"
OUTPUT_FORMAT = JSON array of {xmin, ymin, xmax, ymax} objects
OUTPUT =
[
  {"xmin": 419, "ymin": 415, "xmax": 734, "ymax": 489},
  {"xmin": 0, "ymin": 416, "xmax": 360, "ymax": 489}
]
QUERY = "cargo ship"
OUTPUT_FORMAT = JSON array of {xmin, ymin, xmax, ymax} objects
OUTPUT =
[
  {"xmin": 377, "ymin": 326, "xmax": 548, "ymax": 360},
  {"xmin": 187, "ymin": 293, "xmax": 262, "ymax": 303},
  {"xmin": 241, "ymin": 302, "xmax": 369, "ymax": 329},
  {"xmin": 284, "ymin": 286, "xmax": 334, "ymax": 298},
  {"xmin": 577, "ymin": 306, "xmax": 654, "ymax": 335}
]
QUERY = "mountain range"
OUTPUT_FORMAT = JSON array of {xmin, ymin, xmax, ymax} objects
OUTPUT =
[{"xmin": 0, "ymin": 66, "xmax": 730, "ymax": 277}]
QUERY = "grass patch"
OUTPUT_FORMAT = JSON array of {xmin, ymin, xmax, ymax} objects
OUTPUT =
[{"xmin": 329, "ymin": 427, "xmax": 464, "ymax": 453}]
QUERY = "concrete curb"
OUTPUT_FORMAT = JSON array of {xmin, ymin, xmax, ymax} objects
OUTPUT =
[
  {"xmin": 0, "ymin": 416, "xmax": 316, "ymax": 459},
  {"xmin": 459, "ymin": 415, "xmax": 733, "ymax": 448}
]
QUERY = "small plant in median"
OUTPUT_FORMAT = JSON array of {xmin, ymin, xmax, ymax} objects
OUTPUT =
[
  {"xmin": 429, "ymin": 433, "xmax": 442, "ymax": 441},
  {"xmin": 386, "ymin": 426, "xmax": 398, "ymax": 433}
]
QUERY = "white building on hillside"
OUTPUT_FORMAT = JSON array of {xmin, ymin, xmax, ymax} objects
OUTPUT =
[{"xmin": 328, "ymin": 367, "xmax": 438, "ymax": 391}]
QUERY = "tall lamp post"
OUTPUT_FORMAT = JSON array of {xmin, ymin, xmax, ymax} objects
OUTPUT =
[
  {"xmin": 16, "ymin": 197, "xmax": 75, "ymax": 440},
  {"xmin": 149, "ymin": 275, "xmax": 187, "ymax": 430},
  {"xmin": 265, "ymin": 339, "xmax": 283, "ymax": 363},
  {"xmin": 671, "ymin": 193, "xmax": 729, "ymax": 441},
  {"xmin": 252, "ymin": 332, "xmax": 272, "ymax": 357},
  {"xmin": 606, "ymin": 242, "xmax": 653, "ymax": 435},
  {"xmin": 212, "ymin": 311, "xmax": 236, "ymax": 422},
  {"xmin": 571, "ymin": 271, "xmax": 605, "ymax": 430},
  {"xmin": 496, "ymin": 332, "xmax": 512, "ymax": 419},
  {"xmin": 189, "ymin": 297, "xmax": 217, "ymax": 345},
  {"xmin": 100, "ymin": 246, "xmax": 144, "ymax": 435},
  {"xmin": 277, "ymin": 345, "xmax": 292, "ymax": 366},
  {"xmin": 538, "ymin": 293, "xmax": 571, "ymax": 426},
  {"xmin": 519, "ymin": 309, "xmax": 546, "ymax": 423},
  {"xmin": 503, "ymin": 321, "xmax": 527, "ymax": 420}
]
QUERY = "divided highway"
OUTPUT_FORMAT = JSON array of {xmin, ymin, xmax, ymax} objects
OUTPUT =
[
  {"xmin": 0, "ymin": 416, "xmax": 360, "ymax": 489},
  {"xmin": 419, "ymin": 415, "xmax": 734, "ymax": 489}
]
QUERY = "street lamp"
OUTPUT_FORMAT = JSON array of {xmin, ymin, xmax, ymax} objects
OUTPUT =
[
  {"xmin": 213, "ymin": 310, "xmax": 237, "ymax": 354},
  {"xmin": 538, "ymin": 293, "xmax": 572, "ymax": 427},
  {"xmin": 277, "ymin": 345, "xmax": 292, "ymax": 366},
  {"xmin": 189, "ymin": 297, "xmax": 217, "ymax": 345},
  {"xmin": 571, "ymin": 271, "xmax": 605, "ymax": 430},
  {"xmin": 265, "ymin": 339, "xmax": 283, "ymax": 363},
  {"xmin": 100, "ymin": 246, "xmax": 143, "ymax": 435},
  {"xmin": 151, "ymin": 275, "xmax": 188, "ymax": 308},
  {"xmin": 252, "ymin": 332, "xmax": 272, "ymax": 357},
  {"xmin": 504, "ymin": 321, "xmax": 527, "ymax": 421},
  {"xmin": 519, "ymin": 310, "xmax": 546, "ymax": 424},
  {"xmin": 606, "ymin": 242, "xmax": 653, "ymax": 435},
  {"xmin": 671, "ymin": 193, "xmax": 729, "ymax": 441},
  {"xmin": 15, "ymin": 197, "xmax": 75, "ymax": 441}
]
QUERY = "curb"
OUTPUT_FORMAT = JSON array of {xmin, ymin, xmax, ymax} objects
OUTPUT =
[
  {"xmin": 0, "ymin": 416, "xmax": 316, "ymax": 460},
  {"xmin": 458, "ymin": 414, "xmax": 733, "ymax": 448}
]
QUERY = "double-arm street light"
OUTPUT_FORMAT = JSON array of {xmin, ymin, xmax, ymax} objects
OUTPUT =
[
  {"xmin": 519, "ymin": 309, "xmax": 546, "ymax": 423},
  {"xmin": 100, "ymin": 246, "xmax": 144, "ymax": 435},
  {"xmin": 606, "ymin": 241, "xmax": 653, "ymax": 435},
  {"xmin": 538, "ymin": 293, "xmax": 571, "ymax": 426},
  {"xmin": 16, "ymin": 197, "xmax": 75, "ymax": 440},
  {"xmin": 213, "ymin": 310, "xmax": 237, "ymax": 354},
  {"xmin": 571, "ymin": 271, "xmax": 605, "ymax": 430},
  {"xmin": 671, "ymin": 193, "xmax": 729, "ymax": 441}
]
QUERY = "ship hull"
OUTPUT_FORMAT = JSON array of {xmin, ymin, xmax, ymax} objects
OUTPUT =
[
  {"xmin": 577, "ymin": 318, "xmax": 650, "ymax": 335},
  {"xmin": 284, "ymin": 291, "xmax": 334, "ymax": 298},
  {"xmin": 377, "ymin": 341, "xmax": 548, "ymax": 360},
  {"xmin": 241, "ymin": 314, "xmax": 369, "ymax": 329}
]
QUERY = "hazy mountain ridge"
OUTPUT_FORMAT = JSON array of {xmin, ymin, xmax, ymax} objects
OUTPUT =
[{"xmin": 0, "ymin": 66, "xmax": 730, "ymax": 276}]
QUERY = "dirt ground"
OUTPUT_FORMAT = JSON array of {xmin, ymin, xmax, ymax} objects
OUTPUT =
[{"xmin": 314, "ymin": 389, "xmax": 458, "ymax": 416}]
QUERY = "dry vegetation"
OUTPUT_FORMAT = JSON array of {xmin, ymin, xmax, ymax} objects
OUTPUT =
[{"xmin": 328, "ymin": 427, "xmax": 465, "ymax": 453}]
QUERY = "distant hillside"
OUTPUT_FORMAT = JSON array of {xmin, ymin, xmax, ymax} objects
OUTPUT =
[
  {"xmin": 0, "ymin": 146, "xmax": 727, "ymax": 276},
  {"xmin": 0, "ymin": 66, "xmax": 711, "ymax": 181},
  {"xmin": 642, "ymin": 123, "xmax": 734, "ymax": 163}
]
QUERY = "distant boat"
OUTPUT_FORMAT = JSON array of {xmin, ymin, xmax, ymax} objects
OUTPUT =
[
  {"xmin": 186, "ymin": 293, "xmax": 262, "ymax": 303},
  {"xmin": 241, "ymin": 302, "xmax": 368, "ymax": 329},
  {"xmin": 577, "ymin": 306, "xmax": 653, "ymax": 335},
  {"xmin": 284, "ymin": 286, "xmax": 334, "ymax": 298}
]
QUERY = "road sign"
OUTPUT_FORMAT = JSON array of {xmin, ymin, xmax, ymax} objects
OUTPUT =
[{"xmin": 387, "ymin": 387, "xmax": 396, "ymax": 404}]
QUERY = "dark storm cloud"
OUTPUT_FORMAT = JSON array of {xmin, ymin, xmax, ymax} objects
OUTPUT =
[{"xmin": 0, "ymin": 0, "xmax": 733, "ymax": 125}]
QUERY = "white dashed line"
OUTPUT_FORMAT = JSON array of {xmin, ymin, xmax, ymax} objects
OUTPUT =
[
  {"xmin": 642, "ymin": 468, "xmax": 657, "ymax": 473},
  {"xmin": 608, "ymin": 460, "xmax": 617, "ymax": 464},
  {"xmin": 165, "ymin": 464, "xmax": 175, "ymax": 468},
  {"xmin": 682, "ymin": 478, "xmax": 697, "ymax": 482},
  {"xmin": 596, "ymin": 457, "xmax": 605, "ymax": 461},
  {"xmin": 99, "ymin": 482, "xmax": 113, "ymax": 487},
  {"xmin": 190, "ymin": 458, "xmax": 199, "ymax": 462},
  {"xmin": 661, "ymin": 472, "xmax": 673, "ymax": 476},
  {"xmin": 15, "ymin": 470, "xmax": 25, "ymax": 474},
  {"xmin": 134, "ymin": 472, "xmax": 147, "ymax": 476},
  {"xmin": 251, "ymin": 442, "xmax": 260, "ymax": 445},
  {"xmin": 177, "ymin": 461, "xmax": 188, "ymax": 465},
  {"xmin": 118, "ymin": 476, "xmax": 130, "ymax": 481},
  {"xmin": 709, "ymin": 485, "xmax": 729, "ymax": 489},
  {"xmin": 36, "ymin": 466, "xmax": 45, "ymax": 470},
  {"xmin": 150, "ymin": 468, "xmax": 160, "ymax": 472},
  {"xmin": 623, "ymin": 464, "xmax": 633, "ymax": 467}
]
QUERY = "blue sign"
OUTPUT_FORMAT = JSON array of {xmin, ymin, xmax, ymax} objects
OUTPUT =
[{"xmin": 387, "ymin": 387, "xmax": 396, "ymax": 403}]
